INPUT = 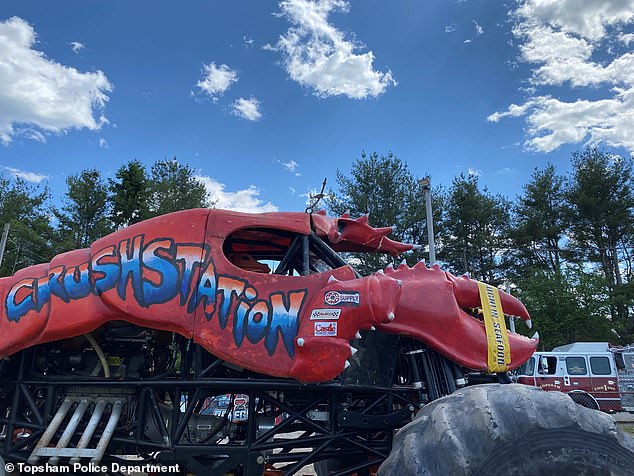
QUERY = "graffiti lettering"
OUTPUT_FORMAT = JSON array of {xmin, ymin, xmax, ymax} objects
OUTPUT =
[{"xmin": 4, "ymin": 234, "xmax": 307, "ymax": 358}]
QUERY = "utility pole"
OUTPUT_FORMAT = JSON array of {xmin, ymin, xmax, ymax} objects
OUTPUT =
[
  {"xmin": 506, "ymin": 281, "xmax": 516, "ymax": 333},
  {"xmin": 0, "ymin": 223, "xmax": 9, "ymax": 268},
  {"xmin": 418, "ymin": 178, "xmax": 436, "ymax": 264}
]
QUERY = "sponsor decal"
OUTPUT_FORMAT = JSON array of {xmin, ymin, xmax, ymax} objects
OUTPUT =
[
  {"xmin": 310, "ymin": 308, "xmax": 341, "ymax": 320},
  {"xmin": 324, "ymin": 290, "xmax": 359, "ymax": 306},
  {"xmin": 314, "ymin": 321, "xmax": 337, "ymax": 336},
  {"xmin": 477, "ymin": 282, "xmax": 510, "ymax": 373}
]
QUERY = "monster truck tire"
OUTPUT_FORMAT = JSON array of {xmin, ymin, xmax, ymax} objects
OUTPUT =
[{"xmin": 378, "ymin": 383, "xmax": 634, "ymax": 476}]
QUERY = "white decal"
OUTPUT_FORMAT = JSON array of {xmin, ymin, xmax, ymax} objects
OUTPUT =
[
  {"xmin": 310, "ymin": 308, "xmax": 341, "ymax": 320},
  {"xmin": 314, "ymin": 321, "xmax": 337, "ymax": 336},
  {"xmin": 324, "ymin": 290, "xmax": 360, "ymax": 306}
]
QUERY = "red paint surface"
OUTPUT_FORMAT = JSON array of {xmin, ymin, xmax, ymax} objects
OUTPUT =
[{"xmin": 0, "ymin": 209, "xmax": 536, "ymax": 382}]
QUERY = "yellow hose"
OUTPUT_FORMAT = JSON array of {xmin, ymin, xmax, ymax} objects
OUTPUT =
[{"xmin": 85, "ymin": 333, "xmax": 110, "ymax": 378}]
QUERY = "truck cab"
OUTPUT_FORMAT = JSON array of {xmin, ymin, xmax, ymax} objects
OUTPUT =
[{"xmin": 515, "ymin": 342, "xmax": 624, "ymax": 412}]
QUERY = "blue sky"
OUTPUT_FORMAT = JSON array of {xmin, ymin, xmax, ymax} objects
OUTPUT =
[{"xmin": 1, "ymin": 0, "xmax": 633, "ymax": 213}]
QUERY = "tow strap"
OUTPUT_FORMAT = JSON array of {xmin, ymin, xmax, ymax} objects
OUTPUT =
[{"xmin": 477, "ymin": 282, "xmax": 511, "ymax": 373}]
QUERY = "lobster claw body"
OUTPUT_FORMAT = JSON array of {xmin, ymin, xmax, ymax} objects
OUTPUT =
[{"xmin": 380, "ymin": 263, "xmax": 537, "ymax": 371}]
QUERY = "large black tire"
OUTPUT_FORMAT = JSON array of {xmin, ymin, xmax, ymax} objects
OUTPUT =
[{"xmin": 378, "ymin": 384, "xmax": 634, "ymax": 476}]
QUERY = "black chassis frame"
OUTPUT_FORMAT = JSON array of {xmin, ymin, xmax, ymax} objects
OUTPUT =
[
  {"xmin": 0, "ymin": 232, "xmax": 467, "ymax": 475},
  {"xmin": 0, "ymin": 335, "xmax": 431, "ymax": 476}
]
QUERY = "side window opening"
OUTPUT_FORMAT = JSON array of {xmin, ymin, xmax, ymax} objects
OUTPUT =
[
  {"xmin": 566, "ymin": 356, "xmax": 588, "ymax": 376},
  {"xmin": 538, "ymin": 356, "xmax": 558, "ymax": 375},
  {"xmin": 224, "ymin": 228, "xmax": 352, "ymax": 276},
  {"xmin": 589, "ymin": 356, "xmax": 611, "ymax": 376}
]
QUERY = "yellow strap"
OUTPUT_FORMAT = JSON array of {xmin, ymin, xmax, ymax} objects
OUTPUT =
[{"xmin": 477, "ymin": 282, "xmax": 511, "ymax": 372}]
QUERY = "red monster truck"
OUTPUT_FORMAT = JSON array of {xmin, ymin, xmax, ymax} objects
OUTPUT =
[{"xmin": 0, "ymin": 209, "xmax": 632, "ymax": 475}]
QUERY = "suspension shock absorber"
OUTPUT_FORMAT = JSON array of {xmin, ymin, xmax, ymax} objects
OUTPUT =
[{"xmin": 405, "ymin": 341, "xmax": 465, "ymax": 402}]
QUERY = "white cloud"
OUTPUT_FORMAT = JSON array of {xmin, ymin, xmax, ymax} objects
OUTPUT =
[
  {"xmin": 283, "ymin": 160, "xmax": 299, "ymax": 172},
  {"xmin": 445, "ymin": 23, "xmax": 457, "ymax": 33},
  {"xmin": 194, "ymin": 62, "xmax": 238, "ymax": 100},
  {"xmin": 22, "ymin": 129, "xmax": 46, "ymax": 143},
  {"xmin": 498, "ymin": 167, "xmax": 518, "ymax": 175},
  {"xmin": 0, "ymin": 17, "xmax": 111, "ymax": 145},
  {"xmin": 195, "ymin": 175, "xmax": 278, "ymax": 213},
  {"xmin": 489, "ymin": 0, "xmax": 634, "ymax": 153},
  {"xmin": 515, "ymin": 0, "xmax": 634, "ymax": 41},
  {"xmin": 2, "ymin": 166, "xmax": 48, "ymax": 183},
  {"xmin": 70, "ymin": 41, "xmax": 84, "ymax": 54},
  {"xmin": 468, "ymin": 167, "xmax": 482, "ymax": 177},
  {"xmin": 620, "ymin": 33, "xmax": 634, "ymax": 47},
  {"xmin": 243, "ymin": 35, "xmax": 255, "ymax": 46},
  {"xmin": 231, "ymin": 97, "xmax": 262, "ymax": 121},
  {"xmin": 99, "ymin": 137, "xmax": 108, "ymax": 149},
  {"xmin": 269, "ymin": 0, "xmax": 396, "ymax": 99},
  {"xmin": 473, "ymin": 20, "xmax": 484, "ymax": 36}
]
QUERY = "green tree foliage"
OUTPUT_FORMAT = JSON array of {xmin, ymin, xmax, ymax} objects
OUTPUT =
[
  {"xmin": 507, "ymin": 164, "xmax": 569, "ymax": 276},
  {"xmin": 0, "ymin": 176, "xmax": 55, "ymax": 276},
  {"xmin": 516, "ymin": 268, "xmax": 614, "ymax": 350},
  {"xmin": 567, "ymin": 148, "xmax": 634, "ymax": 333},
  {"xmin": 55, "ymin": 169, "xmax": 111, "ymax": 250},
  {"xmin": 440, "ymin": 173, "xmax": 510, "ymax": 283},
  {"xmin": 109, "ymin": 160, "xmax": 151, "ymax": 228},
  {"xmin": 148, "ymin": 158, "xmax": 210, "ymax": 216},
  {"xmin": 327, "ymin": 152, "xmax": 437, "ymax": 275}
]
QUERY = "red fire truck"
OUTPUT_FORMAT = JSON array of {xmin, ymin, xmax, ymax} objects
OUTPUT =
[{"xmin": 515, "ymin": 342, "xmax": 634, "ymax": 412}]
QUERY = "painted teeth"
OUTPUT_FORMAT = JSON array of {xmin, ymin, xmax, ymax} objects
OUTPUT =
[
  {"xmin": 350, "ymin": 346, "xmax": 358, "ymax": 355},
  {"xmin": 387, "ymin": 312, "xmax": 395, "ymax": 321},
  {"xmin": 526, "ymin": 319, "xmax": 532, "ymax": 329},
  {"xmin": 355, "ymin": 332, "xmax": 362, "ymax": 339},
  {"xmin": 531, "ymin": 331, "xmax": 539, "ymax": 340},
  {"xmin": 376, "ymin": 269, "xmax": 385, "ymax": 274},
  {"xmin": 344, "ymin": 360, "xmax": 351, "ymax": 369},
  {"xmin": 370, "ymin": 326, "xmax": 376, "ymax": 331},
  {"xmin": 296, "ymin": 338, "xmax": 305, "ymax": 347},
  {"xmin": 327, "ymin": 275, "xmax": 339, "ymax": 283}
]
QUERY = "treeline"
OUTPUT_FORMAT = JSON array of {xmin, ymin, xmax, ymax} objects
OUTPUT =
[
  {"xmin": 328, "ymin": 148, "xmax": 634, "ymax": 349},
  {"xmin": 2, "ymin": 149, "xmax": 632, "ymax": 350},
  {"xmin": 0, "ymin": 158, "xmax": 210, "ymax": 277}
]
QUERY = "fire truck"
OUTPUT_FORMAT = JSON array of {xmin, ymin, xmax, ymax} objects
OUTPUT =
[{"xmin": 515, "ymin": 342, "xmax": 634, "ymax": 412}]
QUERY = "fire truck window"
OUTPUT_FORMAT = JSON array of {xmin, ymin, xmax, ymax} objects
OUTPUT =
[
  {"xmin": 566, "ymin": 357, "xmax": 588, "ymax": 375},
  {"xmin": 590, "ymin": 356, "xmax": 611, "ymax": 375},
  {"xmin": 518, "ymin": 357, "xmax": 535, "ymax": 376},
  {"xmin": 539, "ymin": 356, "xmax": 558, "ymax": 375}
]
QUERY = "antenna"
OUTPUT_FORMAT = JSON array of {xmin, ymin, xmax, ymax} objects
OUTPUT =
[{"xmin": 306, "ymin": 178, "xmax": 327, "ymax": 214}]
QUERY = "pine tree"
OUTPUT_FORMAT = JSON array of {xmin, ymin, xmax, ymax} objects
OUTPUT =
[
  {"xmin": 55, "ymin": 169, "xmax": 111, "ymax": 250},
  {"xmin": 149, "ymin": 158, "xmax": 210, "ymax": 216},
  {"xmin": 567, "ymin": 147, "xmax": 634, "ymax": 336},
  {"xmin": 0, "ymin": 176, "xmax": 54, "ymax": 275},
  {"xmin": 328, "ymin": 152, "xmax": 436, "ymax": 275},
  {"xmin": 109, "ymin": 160, "xmax": 151, "ymax": 228},
  {"xmin": 508, "ymin": 164, "xmax": 569, "ymax": 276},
  {"xmin": 440, "ymin": 173, "xmax": 509, "ymax": 283}
]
